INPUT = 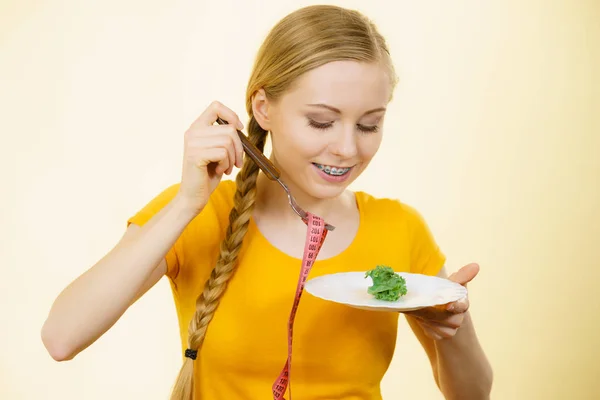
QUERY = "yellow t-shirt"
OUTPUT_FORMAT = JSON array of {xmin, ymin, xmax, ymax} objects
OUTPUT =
[{"xmin": 128, "ymin": 179, "xmax": 445, "ymax": 400}]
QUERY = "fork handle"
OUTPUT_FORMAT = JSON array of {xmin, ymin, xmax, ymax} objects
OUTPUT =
[{"xmin": 216, "ymin": 117, "xmax": 280, "ymax": 180}]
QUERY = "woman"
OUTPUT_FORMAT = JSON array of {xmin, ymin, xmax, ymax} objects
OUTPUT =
[{"xmin": 41, "ymin": 5, "xmax": 492, "ymax": 400}]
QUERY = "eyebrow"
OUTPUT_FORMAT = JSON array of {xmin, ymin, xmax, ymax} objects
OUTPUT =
[{"xmin": 306, "ymin": 103, "xmax": 386, "ymax": 116}]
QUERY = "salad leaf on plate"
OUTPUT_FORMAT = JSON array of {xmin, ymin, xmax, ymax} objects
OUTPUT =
[{"xmin": 365, "ymin": 265, "xmax": 407, "ymax": 301}]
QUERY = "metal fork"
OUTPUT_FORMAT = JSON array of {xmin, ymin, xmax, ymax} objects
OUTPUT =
[{"xmin": 216, "ymin": 117, "xmax": 335, "ymax": 231}]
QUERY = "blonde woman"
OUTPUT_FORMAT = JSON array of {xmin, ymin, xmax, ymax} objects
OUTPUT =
[{"xmin": 41, "ymin": 5, "xmax": 492, "ymax": 400}]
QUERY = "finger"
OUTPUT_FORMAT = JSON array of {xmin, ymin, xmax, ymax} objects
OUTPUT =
[
  {"xmin": 419, "ymin": 323, "xmax": 443, "ymax": 340},
  {"xmin": 195, "ymin": 147, "xmax": 231, "ymax": 175},
  {"xmin": 424, "ymin": 328, "xmax": 443, "ymax": 341},
  {"xmin": 193, "ymin": 123, "xmax": 244, "ymax": 169},
  {"xmin": 435, "ymin": 325, "xmax": 458, "ymax": 339},
  {"xmin": 189, "ymin": 135, "xmax": 236, "ymax": 174},
  {"xmin": 446, "ymin": 297, "xmax": 470, "ymax": 314},
  {"xmin": 420, "ymin": 320, "xmax": 458, "ymax": 339},
  {"xmin": 414, "ymin": 313, "xmax": 463, "ymax": 329},
  {"xmin": 436, "ymin": 313, "xmax": 464, "ymax": 329},
  {"xmin": 222, "ymin": 125, "xmax": 244, "ymax": 169},
  {"xmin": 448, "ymin": 263, "xmax": 480, "ymax": 286},
  {"xmin": 406, "ymin": 306, "xmax": 452, "ymax": 322},
  {"xmin": 208, "ymin": 126, "xmax": 242, "ymax": 171},
  {"xmin": 191, "ymin": 100, "xmax": 244, "ymax": 130},
  {"xmin": 411, "ymin": 310, "xmax": 463, "ymax": 328}
]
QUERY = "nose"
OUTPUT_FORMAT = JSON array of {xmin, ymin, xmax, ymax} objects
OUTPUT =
[{"xmin": 329, "ymin": 125, "xmax": 358, "ymax": 159}]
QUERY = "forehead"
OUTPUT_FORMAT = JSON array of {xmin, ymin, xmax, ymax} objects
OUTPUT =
[{"xmin": 280, "ymin": 60, "xmax": 391, "ymax": 113}]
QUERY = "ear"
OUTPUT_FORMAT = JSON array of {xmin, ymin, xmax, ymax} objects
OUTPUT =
[{"xmin": 251, "ymin": 89, "xmax": 272, "ymax": 131}]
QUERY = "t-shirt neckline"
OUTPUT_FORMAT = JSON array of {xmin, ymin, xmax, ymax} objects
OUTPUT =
[{"xmin": 247, "ymin": 191, "xmax": 366, "ymax": 268}]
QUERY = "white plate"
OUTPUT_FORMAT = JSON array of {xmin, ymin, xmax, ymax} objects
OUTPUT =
[{"xmin": 305, "ymin": 271, "xmax": 467, "ymax": 312}]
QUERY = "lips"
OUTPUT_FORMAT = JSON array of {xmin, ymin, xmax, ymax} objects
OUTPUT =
[{"xmin": 312, "ymin": 162, "xmax": 352, "ymax": 176}]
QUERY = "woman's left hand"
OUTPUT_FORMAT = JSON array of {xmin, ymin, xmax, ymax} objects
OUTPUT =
[{"xmin": 405, "ymin": 263, "xmax": 479, "ymax": 340}]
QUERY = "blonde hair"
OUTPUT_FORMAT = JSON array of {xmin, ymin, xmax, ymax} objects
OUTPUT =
[{"xmin": 169, "ymin": 5, "xmax": 397, "ymax": 399}]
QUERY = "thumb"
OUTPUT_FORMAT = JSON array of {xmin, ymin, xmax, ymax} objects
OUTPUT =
[{"xmin": 448, "ymin": 263, "xmax": 480, "ymax": 286}]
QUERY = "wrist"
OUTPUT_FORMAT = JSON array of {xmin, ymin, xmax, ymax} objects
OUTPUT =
[{"xmin": 170, "ymin": 194, "xmax": 204, "ymax": 223}]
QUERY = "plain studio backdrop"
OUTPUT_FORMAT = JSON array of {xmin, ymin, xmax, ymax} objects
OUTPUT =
[{"xmin": 1, "ymin": 0, "xmax": 598, "ymax": 399}]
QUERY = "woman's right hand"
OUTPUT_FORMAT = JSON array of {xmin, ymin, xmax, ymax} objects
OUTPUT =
[{"xmin": 176, "ymin": 101, "xmax": 245, "ymax": 214}]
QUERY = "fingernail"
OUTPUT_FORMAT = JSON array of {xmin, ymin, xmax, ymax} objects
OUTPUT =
[
  {"xmin": 237, "ymin": 121, "xmax": 244, "ymax": 130},
  {"xmin": 447, "ymin": 304, "xmax": 455, "ymax": 311}
]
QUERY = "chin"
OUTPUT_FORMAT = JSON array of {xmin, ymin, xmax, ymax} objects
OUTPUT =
[{"xmin": 305, "ymin": 183, "xmax": 349, "ymax": 200}]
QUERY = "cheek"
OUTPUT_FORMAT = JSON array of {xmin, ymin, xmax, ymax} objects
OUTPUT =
[
  {"xmin": 272, "ymin": 119, "xmax": 325, "ymax": 160},
  {"xmin": 358, "ymin": 133, "xmax": 383, "ymax": 161}
]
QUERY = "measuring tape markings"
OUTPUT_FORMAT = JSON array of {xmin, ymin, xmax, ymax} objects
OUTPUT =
[{"xmin": 271, "ymin": 213, "xmax": 328, "ymax": 399}]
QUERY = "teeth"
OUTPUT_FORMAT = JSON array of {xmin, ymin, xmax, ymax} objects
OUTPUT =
[{"xmin": 315, "ymin": 163, "xmax": 351, "ymax": 176}]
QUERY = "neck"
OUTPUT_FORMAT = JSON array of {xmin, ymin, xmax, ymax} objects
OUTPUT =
[{"xmin": 254, "ymin": 171, "xmax": 343, "ymax": 227}]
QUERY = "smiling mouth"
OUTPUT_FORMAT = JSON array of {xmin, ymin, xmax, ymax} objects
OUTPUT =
[{"xmin": 312, "ymin": 162, "xmax": 353, "ymax": 176}]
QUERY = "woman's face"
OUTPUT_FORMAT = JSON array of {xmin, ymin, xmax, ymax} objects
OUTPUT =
[{"xmin": 254, "ymin": 60, "xmax": 392, "ymax": 200}]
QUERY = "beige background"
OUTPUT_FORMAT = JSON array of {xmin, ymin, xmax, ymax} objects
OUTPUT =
[{"xmin": 1, "ymin": 0, "xmax": 598, "ymax": 399}]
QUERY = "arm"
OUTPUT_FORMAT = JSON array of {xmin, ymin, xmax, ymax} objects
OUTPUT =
[
  {"xmin": 40, "ymin": 195, "xmax": 197, "ymax": 362},
  {"xmin": 406, "ymin": 266, "xmax": 493, "ymax": 400}
]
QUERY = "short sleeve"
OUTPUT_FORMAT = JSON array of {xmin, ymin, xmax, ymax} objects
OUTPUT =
[
  {"xmin": 127, "ymin": 184, "xmax": 182, "ymax": 280},
  {"xmin": 403, "ymin": 204, "xmax": 446, "ymax": 277}
]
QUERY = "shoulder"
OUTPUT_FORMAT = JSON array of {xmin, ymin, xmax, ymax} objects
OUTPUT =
[
  {"xmin": 127, "ymin": 179, "xmax": 238, "ymax": 280},
  {"xmin": 127, "ymin": 179, "xmax": 236, "ymax": 227},
  {"xmin": 354, "ymin": 190, "xmax": 445, "ymax": 276}
]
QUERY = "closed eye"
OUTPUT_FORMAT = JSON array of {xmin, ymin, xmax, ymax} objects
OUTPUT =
[
  {"xmin": 308, "ymin": 119, "xmax": 333, "ymax": 130},
  {"xmin": 357, "ymin": 124, "xmax": 379, "ymax": 133},
  {"xmin": 307, "ymin": 119, "xmax": 380, "ymax": 134}
]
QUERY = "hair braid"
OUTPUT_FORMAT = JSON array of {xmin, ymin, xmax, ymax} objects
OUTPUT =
[{"xmin": 169, "ymin": 116, "xmax": 267, "ymax": 400}]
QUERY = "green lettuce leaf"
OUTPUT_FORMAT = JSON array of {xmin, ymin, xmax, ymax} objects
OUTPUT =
[{"xmin": 365, "ymin": 265, "xmax": 407, "ymax": 301}]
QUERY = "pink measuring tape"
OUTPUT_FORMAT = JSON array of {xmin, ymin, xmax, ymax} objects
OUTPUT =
[{"xmin": 271, "ymin": 212, "xmax": 328, "ymax": 399}]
